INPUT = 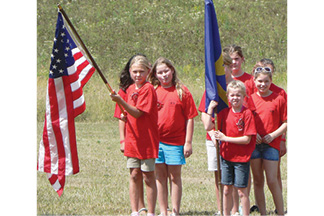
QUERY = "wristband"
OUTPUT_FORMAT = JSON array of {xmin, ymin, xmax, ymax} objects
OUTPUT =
[
  {"xmin": 120, "ymin": 140, "xmax": 125, "ymax": 144},
  {"xmin": 281, "ymin": 138, "xmax": 286, "ymax": 142}
]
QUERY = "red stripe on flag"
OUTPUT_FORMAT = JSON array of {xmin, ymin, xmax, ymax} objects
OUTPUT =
[
  {"xmin": 48, "ymin": 79, "xmax": 66, "ymax": 180},
  {"xmin": 72, "ymin": 88, "xmax": 83, "ymax": 101},
  {"xmin": 73, "ymin": 103, "xmax": 86, "ymax": 118},
  {"xmin": 63, "ymin": 76, "xmax": 80, "ymax": 174},
  {"xmin": 80, "ymin": 67, "xmax": 95, "ymax": 87},
  {"xmin": 73, "ymin": 51, "xmax": 83, "ymax": 61},
  {"xmin": 76, "ymin": 60, "xmax": 90, "ymax": 76},
  {"xmin": 48, "ymin": 173, "xmax": 58, "ymax": 185}
]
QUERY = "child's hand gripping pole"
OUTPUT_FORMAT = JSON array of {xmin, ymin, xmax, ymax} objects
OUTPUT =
[
  {"xmin": 106, "ymin": 83, "xmax": 126, "ymax": 116},
  {"xmin": 210, "ymin": 104, "xmax": 224, "ymax": 216}
]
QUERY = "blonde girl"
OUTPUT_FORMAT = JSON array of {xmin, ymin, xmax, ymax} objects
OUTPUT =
[{"xmin": 110, "ymin": 55, "xmax": 159, "ymax": 216}]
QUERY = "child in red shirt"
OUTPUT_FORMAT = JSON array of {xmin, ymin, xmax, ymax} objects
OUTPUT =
[
  {"xmin": 113, "ymin": 54, "xmax": 149, "ymax": 215},
  {"xmin": 211, "ymin": 80, "xmax": 256, "ymax": 216},
  {"xmin": 223, "ymin": 44, "xmax": 254, "ymax": 98},
  {"xmin": 249, "ymin": 67, "xmax": 287, "ymax": 216},
  {"xmin": 248, "ymin": 59, "xmax": 287, "ymax": 214},
  {"xmin": 198, "ymin": 51, "xmax": 233, "ymax": 215},
  {"xmin": 148, "ymin": 57, "xmax": 198, "ymax": 216},
  {"xmin": 110, "ymin": 55, "xmax": 158, "ymax": 216}
]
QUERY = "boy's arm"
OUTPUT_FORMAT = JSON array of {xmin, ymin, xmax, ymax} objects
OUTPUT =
[
  {"xmin": 263, "ymin": 121, "xmax": 287, "ymax": 144},
  {"xmin": 215, "ymin": 130, "xmax": 252, "ymax": 145},
  {"xmin": 110, "ymin": 92, "xmax": 143, "ymax": 118},
  {"xmin": 184, "ymin": 118, "xmax": 194, "ymax": 158}
]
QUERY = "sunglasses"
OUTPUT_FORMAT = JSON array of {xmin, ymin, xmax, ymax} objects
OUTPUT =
[{"xmin": 254, "ymin": 67, "xmax": 272, "ymax": 74}]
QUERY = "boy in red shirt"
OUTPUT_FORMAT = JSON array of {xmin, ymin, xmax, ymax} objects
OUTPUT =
[
  {"xmin": 223, "ymin": 44, "xmax": 254, "ymax": 99},
  {"xmin": 212, "ymin": 80, "xmax": 256, "ymax": 216},
  {"xmin": 110, "ymin": 55, "xmax": 159, "ymax": 216}
]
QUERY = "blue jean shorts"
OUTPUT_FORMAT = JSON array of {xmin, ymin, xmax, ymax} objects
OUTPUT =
[
  {"xmin": 221, "ymin": 157, "xmax": 250, "ymax": 188},
  {"xmin": 156, "ymin": 142, "xmax": 186, "ymax": 165},
  {"xmin": 250, "ymin": 143, "xmax": 279, "ymax": 161}
]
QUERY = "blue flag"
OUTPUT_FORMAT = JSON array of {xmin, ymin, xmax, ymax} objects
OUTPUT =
[{"xmin": 204, "ymin": 0, "xmax": 228, "ymax": 114}]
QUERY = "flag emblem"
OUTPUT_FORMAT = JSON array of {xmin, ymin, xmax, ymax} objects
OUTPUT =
[{"xmin": 204, "ymin": 0, "xmax": 228, "ymax": 114}]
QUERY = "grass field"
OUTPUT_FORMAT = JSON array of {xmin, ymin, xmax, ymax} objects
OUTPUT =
[
  {"xmin": 37, "ymin": 0, "xmax": 287, "ymax": 122},
  {"xmin": 37, "ymin": 0, "xmax": 287, "ymax": 215},
  {"xmin": 37, "ymin": 121, "xmax": 287, "ymax": 215}
]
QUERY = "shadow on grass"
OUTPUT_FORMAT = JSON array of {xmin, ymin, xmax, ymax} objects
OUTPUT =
[{"xmin": 180, "ymin": 210, "xmax": 215, "ymax": 215}]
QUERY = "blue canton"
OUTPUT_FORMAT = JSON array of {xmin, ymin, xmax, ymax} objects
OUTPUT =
[{"xmin": 49, "ymin": 12, "xmax": 77, "ymax": 78}]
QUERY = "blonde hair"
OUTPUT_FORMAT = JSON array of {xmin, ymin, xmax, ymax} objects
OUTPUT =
[
  {"xmin": 226, "ymin": 80, "xmax": 246, "ymax": 96},
  {"xmin": 148, "ymin": 57, "xmax": 185, "ymax": 100},
  {"xmin": 129, "ymin": 55, "xmax": 151, "ymax": 70}
]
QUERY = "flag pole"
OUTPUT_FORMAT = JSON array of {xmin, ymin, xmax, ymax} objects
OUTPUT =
[
  {"xmin": 57, "ymin": 4, "xmax": 125, "ymax": 114},
  {"xmin": 214, "ymin": 118, "xmax": 224, "ymax": 216}
]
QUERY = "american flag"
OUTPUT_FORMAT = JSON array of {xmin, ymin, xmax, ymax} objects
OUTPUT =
[{"xmin": 37, "ymin": 11, "xmax": 95, "ymax": 196}]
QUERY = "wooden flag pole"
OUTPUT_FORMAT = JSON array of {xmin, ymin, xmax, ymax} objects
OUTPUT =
[
  {"xmin": 57, "ymin": 4, "xmax": 125, "ymax": 114},
  {"xmin": 215, "ymin": 139, "xmax": 223, "ymax": 216},
  {"xmin": 208, "ymin": 113, "xmax": 223, "ymax": 216},
  {"xmin": 214, "ymin": 110, "xmax": 223, "ymax": 216}
]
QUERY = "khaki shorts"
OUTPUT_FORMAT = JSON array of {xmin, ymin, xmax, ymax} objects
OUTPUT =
[{"xmin": 126, "ymin": 157, "xmax": 156, "ymax": 172}]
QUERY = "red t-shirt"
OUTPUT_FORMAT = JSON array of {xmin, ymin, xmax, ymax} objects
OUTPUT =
[
  {"xmin": 156, "ymin": 85, "xmax": 198, "ymax": 146},
  {"xmin": 124, "ymin": 82, "xmax": 159, "ymax": 159},
  {"xmin": 113, "ymin": 89, "xmax": 127, "ymax": 119},
  {"xmin": 217, "ymin": 107, "xmax": 257, "ymax": 163},
  {"xmin": 250, "ymin": 92, "xmax": 287, "ymax": 150},
  {"xmin": 232, "ymin": 72, "xmax": 253, "ymax": 107}
]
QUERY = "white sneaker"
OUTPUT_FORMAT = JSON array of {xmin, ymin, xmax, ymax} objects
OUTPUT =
[{"xmin": 215, "ymin": 211, "xmax": 221, "ymax": 216}]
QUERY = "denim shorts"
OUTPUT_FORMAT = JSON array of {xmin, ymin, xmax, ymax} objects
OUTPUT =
[
  {"xmin": 156, "ymin": 142, "xmax": 186, "ymax": 165},
  {"xmin": 250, "ymin": 143, "xmax": 279, "ymax": 161},
  {"xmin": 221, "ymin": 157, "xmax": 250, "ymax": 188}
]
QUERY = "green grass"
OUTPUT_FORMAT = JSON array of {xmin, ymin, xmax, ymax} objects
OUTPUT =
[
  {"xmin": 37, "ymin": 0, "xmax": 286, "ymax": 122},
  {"xmin": 37, "ymin": 0, "xmax": 287, "ymax": 215},
  {"xmin": 37, "ymin": 121, "xmax": 287, "ymax": 215}
]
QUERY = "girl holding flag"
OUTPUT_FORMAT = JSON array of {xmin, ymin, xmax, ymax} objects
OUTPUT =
[
  {"xmin": 113, "ymin": 53, "xmax": 149, "ymax": 215},
  {"xmin": 110, "ymin": 55, "xmax": 159, "ymax": 216}
]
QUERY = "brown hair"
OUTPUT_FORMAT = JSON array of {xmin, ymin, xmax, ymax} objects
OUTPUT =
[
  {"xmin": 148, "ymin": 57, "xmax": 185, "ymax": 100},
  {"xmin": 223, "ymin": 44, "xmax": 244, "ymax": 60},
  {"xmin": 222, "ymin": 51, "xmax": 232, "ymax": 66},
  {"xmin": 251, "ymin": 58, "xmax": 276, "ymax": 76}
]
